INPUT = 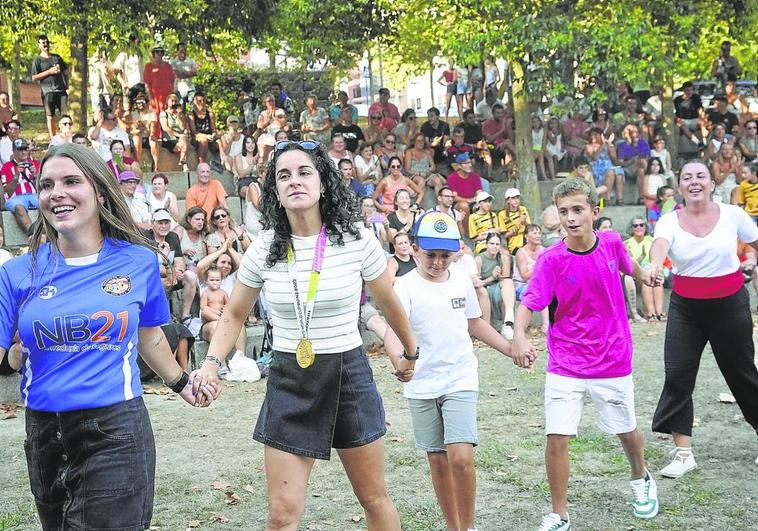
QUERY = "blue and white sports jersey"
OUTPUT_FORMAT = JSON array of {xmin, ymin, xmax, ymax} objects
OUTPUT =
[{"xmin": 0, "ymin": 238, "xmax": 170, "ymax": 412}]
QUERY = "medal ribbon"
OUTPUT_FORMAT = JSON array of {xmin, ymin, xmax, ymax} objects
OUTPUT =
[{"xmin": 287, "ymin": 224, "xmax": 328, "ymax": 341}]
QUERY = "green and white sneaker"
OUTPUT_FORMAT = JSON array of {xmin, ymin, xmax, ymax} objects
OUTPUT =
[
  {"xmin": 630, "ymin": 469, "xmax": 659, "ymax": 519},
  {"xmin": 537, "ymin": 513, "xmax": 571, "ymax": 531}
]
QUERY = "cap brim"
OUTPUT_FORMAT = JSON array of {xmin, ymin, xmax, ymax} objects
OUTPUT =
[{"xmin": 416, "ymin": 236, "xmax": 459, "ymax": 252}]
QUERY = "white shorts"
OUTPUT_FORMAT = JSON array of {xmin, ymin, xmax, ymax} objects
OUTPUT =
[{"xmin": 544, "ymin": 373, "xmax": 637, "ymax": 436}]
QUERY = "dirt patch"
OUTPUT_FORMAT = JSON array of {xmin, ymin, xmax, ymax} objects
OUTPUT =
[{"xmin": 1, "ymin": 321, "xmax": 757, "ymax": 529}]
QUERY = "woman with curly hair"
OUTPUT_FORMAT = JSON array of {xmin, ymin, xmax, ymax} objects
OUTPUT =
[{"xmin": 194, "ymin": 140, "xmax": 418, "ymax": 529}]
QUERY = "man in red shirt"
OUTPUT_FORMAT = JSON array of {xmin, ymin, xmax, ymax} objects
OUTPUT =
[
  {"xmin": 446, "ymin": 152, "xmax": 483, "ymax": 218},
  {"xmin": 185, "ymin": 162, "xmax": 228, "ymax": 220},
  {"xmin": 143, "ymin": 45, "xmax": 175, "ymax": 112},
  {"xmin": 368, "ymin": 88, "xmax": 401, "ymax": 132},
  {"xmin": 0, "ymin": 138, "xmax": 40, "ymax": 233}
]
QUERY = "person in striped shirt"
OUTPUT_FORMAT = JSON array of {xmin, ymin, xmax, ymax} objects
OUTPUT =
[
  {"xmin": 195, "ymin": 140, "xmax": 418, "ymax": 530},
  {"xmin": 467, "ymin": 191, "xmax": 499, "ymax": 254},
  {"xmin": 498, "ymin": 187, "xmax": 531, "ymax": 254}
]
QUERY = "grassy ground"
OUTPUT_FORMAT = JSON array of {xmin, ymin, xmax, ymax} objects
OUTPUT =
[{"xmin": 1, "ymin": 320, "xmax": 757, "ymax": 530}]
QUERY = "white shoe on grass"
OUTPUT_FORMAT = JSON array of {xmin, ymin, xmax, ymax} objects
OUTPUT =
[
  {"xmin": 537, "ymin": 513, "xmax": 571, "ymax": 531},
  {"xmin": 660, "ymin": 447, "xmax": 697, "ymax": 478},
  {"xmin": 500, "ymin": 322, "xmax": 514, "ymax": 340},
  {"xmin": 630, "ymin": 469, "xmax": 659, "ymax": 519}
]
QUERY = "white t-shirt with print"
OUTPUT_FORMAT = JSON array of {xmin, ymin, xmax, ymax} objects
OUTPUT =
[{"xmin": 394, "ymin": 268, "xmax": 481, "ymax": 399}]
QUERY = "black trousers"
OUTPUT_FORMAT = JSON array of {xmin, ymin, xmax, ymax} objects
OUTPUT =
[{"xmin": 652, "ymin": 288, "xmax": 758, "ymax": 437}]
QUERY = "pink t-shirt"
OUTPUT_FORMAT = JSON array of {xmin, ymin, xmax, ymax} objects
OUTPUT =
[
  {"xmin": 447, "ymin": 171, "xmax": 483, "ymax": 201},
  {"xmin": 521, "ymin": 231, "xmax": 634, "ymax": 379}
]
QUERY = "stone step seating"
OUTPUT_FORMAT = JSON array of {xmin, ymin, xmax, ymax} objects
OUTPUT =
[{"xmin": 1, "ymin": 170, "xmax": 242, "ymax": 248}]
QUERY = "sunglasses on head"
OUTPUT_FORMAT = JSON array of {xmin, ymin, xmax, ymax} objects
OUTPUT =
[
  {"xmin": 275, "ymin": 140, "xmax": 320, "ymax": 151},
  {"xmin": 213, "ymin": 213, "xmax": 228, "ymax": 220}
]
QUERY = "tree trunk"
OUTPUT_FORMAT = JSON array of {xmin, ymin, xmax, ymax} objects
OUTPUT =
[
  {"xmin": 9, "ymin": 41, "xmax": 22, "ymax": 112},
  {"xmin": 662, "ymin": 82, "xmax": 677, "ymax": 164},
  {"xmin": 511, "ymin": 60, "xmax": 541, "ymax": 222},
  {"xmin": 69, "ymin": 3, "xmax": 89, "ymax": 130}
]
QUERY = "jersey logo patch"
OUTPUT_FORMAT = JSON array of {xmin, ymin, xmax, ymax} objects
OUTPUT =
[
  {"xmin": 38, "ymin": 286, "xmax": 58, "ymax": 299},
  {"xmin": 608, "ymin": 259, "xmax": 616, "ymax": 273},
  {"xmin": 102, "ymin": 276, "xmax": 132, "ymax": 296},
  {"xmin": 451, "ymin": 297, "xmax": 466, "ymax": 309}
]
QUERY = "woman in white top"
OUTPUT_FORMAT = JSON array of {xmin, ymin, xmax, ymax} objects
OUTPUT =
[
  {"xmin": 244, "ymin": 172, "xmax": 263, "ymax": 241},
  {"xmin": 147, "ymin": 173, "xmax": 180, "ymax": 228},
  {"xmin": 649, "ymin": 159, "xmax": 758, "ymax": 478},
  {"xmin": 233, "ymin": 135, "xmax": 259, "ymax": 198},
  {"xmin": 640, "ymin": 157, "xmax": 668, "ymax": 210},
  {"xmin": 194, "ymin": 140, "xmax": 417, "ymax": 530},
  {"xmin": 354, "ymin": 143, "xmax": 382, "ymax": 197},
  {"xmin": 173, "ymin": 206, "xmax": 208, "ymax": 271}
]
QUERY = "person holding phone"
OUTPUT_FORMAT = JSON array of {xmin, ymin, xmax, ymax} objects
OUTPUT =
[{"xmin": 0, "ymin": 138, "xmax": 40, "ymax": 234}]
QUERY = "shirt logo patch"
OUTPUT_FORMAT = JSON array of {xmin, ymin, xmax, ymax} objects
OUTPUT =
[
  {"xmin": 102, "ymin": 276, "xmax": 132, "ymax": 296},
  {"xmin": 38, "ymin": 286, "xmax": 58, "ymax": 299},
  {"xmin": 608, "ymin": 259, "xmax": 617, "ymax": 273},
  {"xmin": 451, "ymin": 297, "xmax": 466, "ymax": 309}
]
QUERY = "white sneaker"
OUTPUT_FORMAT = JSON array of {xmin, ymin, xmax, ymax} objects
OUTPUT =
[
  {"xmin": 630, "ymin": 469, "xmax": 659, "ymax": 519},
  {"xmin": 537, "ymin": 513, "xmax": 571, "ymax": 531},
  {"xmin": 660, "ymin": 447, "xmax": 697, "ymax": 478},
  {"xmin": 501, "ymin": 322, "xmax": 514, "ymax": 340}
]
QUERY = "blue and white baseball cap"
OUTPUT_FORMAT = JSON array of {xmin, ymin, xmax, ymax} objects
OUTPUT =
[{"xmin": 412, "ymin": 211, "xmax": 461, "ymax": 252}]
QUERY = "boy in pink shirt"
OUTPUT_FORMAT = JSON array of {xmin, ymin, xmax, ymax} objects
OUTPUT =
[{"xmin": 513, "ymin": 178, "xmax": 660, "ymax": 531}]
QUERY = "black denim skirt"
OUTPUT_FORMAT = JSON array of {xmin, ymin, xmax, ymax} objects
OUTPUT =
[
  {"xmin": 253, "ymin": 346, "xmax": 386, "ymax": 460},
  {"xmin": 24, "ymin": 397, "xmax": 156, "ymax": 531}
]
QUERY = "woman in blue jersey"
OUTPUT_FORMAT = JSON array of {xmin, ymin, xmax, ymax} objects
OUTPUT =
[
  {"xmin": 195, "ymin": 140, "xmax": 418, "ymax": 530},
  {"xmin": 0, "ymin": 144, "xmax": 216, "ymax": 530}
]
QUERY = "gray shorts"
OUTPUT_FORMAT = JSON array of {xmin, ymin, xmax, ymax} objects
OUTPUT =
[{"xmin": 408, "ymin": 390, "xmax": 479, "ymax": 452}]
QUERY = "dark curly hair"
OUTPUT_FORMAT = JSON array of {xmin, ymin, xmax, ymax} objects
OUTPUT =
[{"xmin": 260, "ymin": 143, "xmax": 362, "ymax": 267}]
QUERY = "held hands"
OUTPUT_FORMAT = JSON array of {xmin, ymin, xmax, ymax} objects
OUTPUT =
[
  {"xmin": 645, "ymin": 265, "xmax": 665, "ymax": 287},
  {"xmin": 393, "ymin": 356, "xmax": 415, "ymax": 382},
  {"xmin": 190, "ymin": 361, "xmax": 223, "ymax": 406},
  {"xmin": 511, "ymin": 334, "xmax": 537, "ymax": 369},
  {"xmin": 179, "ymin": 369, "xmax": 219, "ymax": 407}
]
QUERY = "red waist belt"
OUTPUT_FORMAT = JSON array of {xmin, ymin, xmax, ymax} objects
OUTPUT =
[{"xmin": 672, "ymin": 270, "xmax": 743, "ymax": 299}]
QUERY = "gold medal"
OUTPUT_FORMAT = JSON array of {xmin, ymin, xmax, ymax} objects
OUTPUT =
[{"xmin": 296, "ymin": 338, "xmax": 315, "ymax": 368}]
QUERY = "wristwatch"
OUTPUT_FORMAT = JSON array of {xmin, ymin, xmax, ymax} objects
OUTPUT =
[{"xmin": 402, "ymin": 347, "xmax": 420, "ymax": 361}]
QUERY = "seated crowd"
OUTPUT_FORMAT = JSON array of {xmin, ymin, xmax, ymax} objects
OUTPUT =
[{"xmin": 1, "ymin": 40, "xmax": 757, "ymax": 357}]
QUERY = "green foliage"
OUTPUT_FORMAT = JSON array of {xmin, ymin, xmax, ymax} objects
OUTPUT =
[{"xmin": 259, "ymin": 0, "xmax": 396, "ymax": 71}]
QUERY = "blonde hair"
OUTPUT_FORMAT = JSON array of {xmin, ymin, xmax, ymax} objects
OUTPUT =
[{"xmin": 552, "ymin": 178, "xmax": 598, "ymax": 208}]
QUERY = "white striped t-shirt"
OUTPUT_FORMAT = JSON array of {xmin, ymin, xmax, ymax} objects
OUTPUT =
[{"xmin": 238, "ymin": 226, "xmax": 386, "ymax": 354}]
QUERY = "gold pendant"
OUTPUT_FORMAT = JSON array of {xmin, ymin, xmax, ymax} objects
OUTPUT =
[{"xmin": 296, "ymin": 338, "xmax": 315, "ymax": 368}]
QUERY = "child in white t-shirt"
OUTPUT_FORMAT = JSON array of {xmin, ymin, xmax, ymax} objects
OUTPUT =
[{"xmin": 385, "ymin": 211, "xmax": 528, "ymax": 531}]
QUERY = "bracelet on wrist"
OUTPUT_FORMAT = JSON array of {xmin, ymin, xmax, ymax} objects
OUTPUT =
[
  {"xmin": 167, "ymin": 371, "xmax": 189, "ymax": 393},
  {"xmin": 205, "ymin": 355, "xmax": 222, "ymax": 368},
  {"xmin": 402, "ymin": 347, "xmax": 420, "ymax": 361}
]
